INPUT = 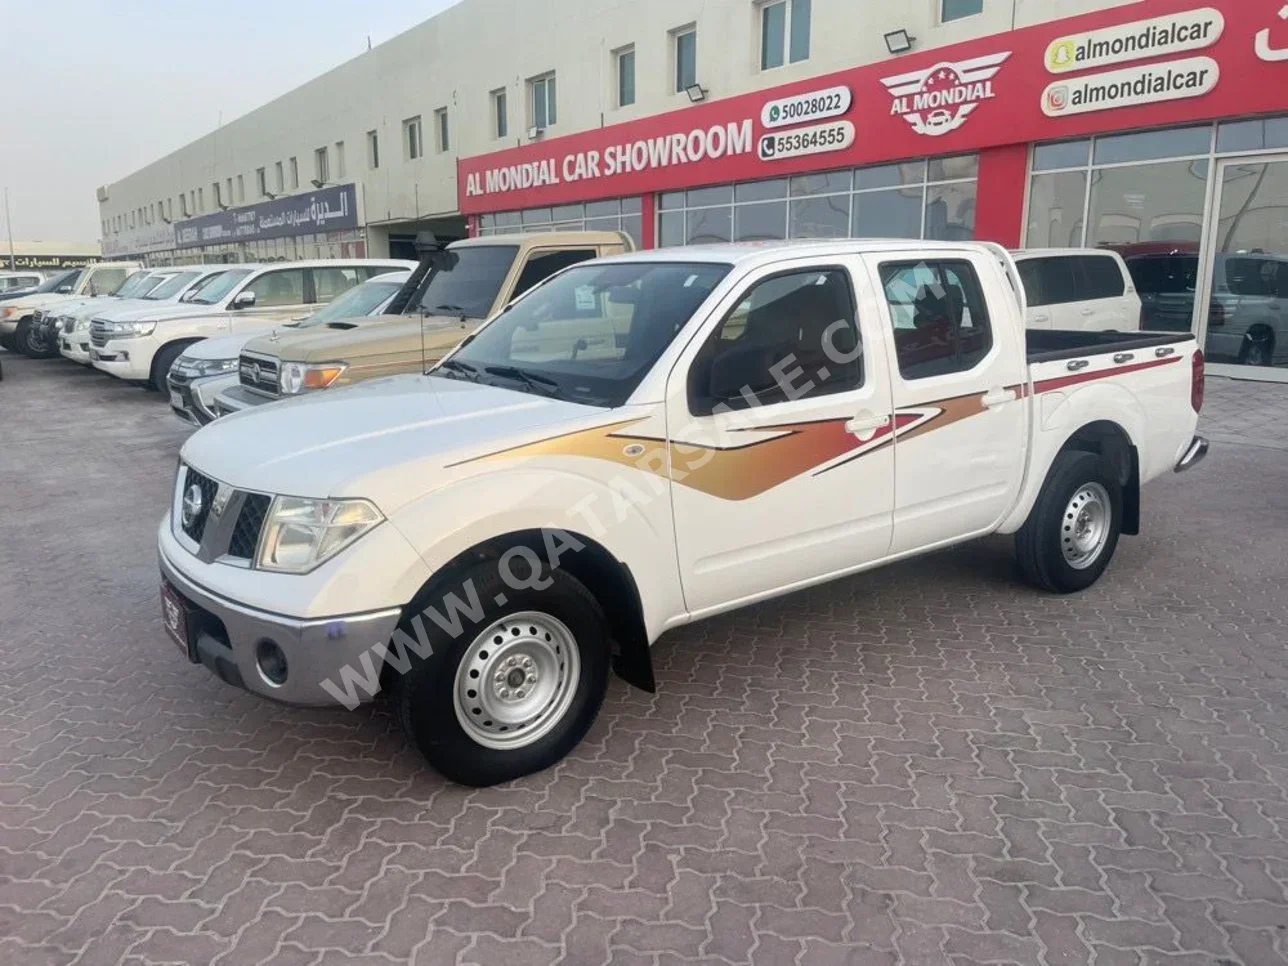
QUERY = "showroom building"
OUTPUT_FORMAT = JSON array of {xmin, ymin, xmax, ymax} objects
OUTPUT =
[{"xmin": 98, "ymin": 0, "xmax": 1288, "ymax": 379}]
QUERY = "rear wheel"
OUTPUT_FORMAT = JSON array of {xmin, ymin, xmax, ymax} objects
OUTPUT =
[
  {"xmin": 392, "ymin": 561, "xmax": 610, "ymax": 786},
  {"xmin": 1016, "ymin": 450, "xmax": 1122, "ymax": 594},
  {"xmin": 1240, "ymin": 328, "xmax": 1275, "ymax": 368},
  {"xmin": 18, "ymin": 319, "xmax": 58, "ymax": 359}
]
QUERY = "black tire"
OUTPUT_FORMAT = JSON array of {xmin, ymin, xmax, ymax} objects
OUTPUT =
[
  {"xmin": 1016, "ymin": 450, "xmax": 1122, "ymax": 594},
  {"xmin": 17, "ymin": 319, "xmax": 58, "ymax": 359},
  {"xmin": 0, "ymin": 333, "xmax": 15, "ymax": 352},
  {"xmin": 392, "ymin": 560, "xmax": 610, "ymax": 786},
  {"xmin": 1239, "ymin": 329, "xmax": 1275, "ymax": 368},
  {"xmin": 149, "ymin": 342, "xmax": 189, "ymax": 392}
]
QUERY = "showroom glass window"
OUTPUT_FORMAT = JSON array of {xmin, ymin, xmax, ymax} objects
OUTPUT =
[
  {"xmin": 477, "ymin": 197, "xmax": 644, "ymax": 250},
  {"xmin": 656, "ymin": 154, "xmax": 977, "ymax": 247}
]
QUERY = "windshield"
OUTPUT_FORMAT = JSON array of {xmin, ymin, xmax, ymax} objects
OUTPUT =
[
  {"xmin": 189, "ymin": 269, "xmax": 252, "ymax": 305},
  {"xmin": 444, "ymin": 261, "xmax": 731, "ymax": 407},
  {"xmin": 298, "ymin": 278, "xmax": 405, "ymax": 327},
  {"xmin": 144, "ymin": 271, "xmax": 201, "ymax": 300},
  {"xmin": 410, "ymin": 245, "xmax": 518, "ymax": 319},
  {"xmin": 111, "ymin": 271, "xmax": 156, "ymax": 298},
  {"xmin": 34, "ymin": 269, "xmax": 82, "ymax": 293}
]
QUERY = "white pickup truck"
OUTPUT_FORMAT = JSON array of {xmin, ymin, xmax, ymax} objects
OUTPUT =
[{"xmin": 158, "ymin": 240, "xmax": 1207, "ymax": 786}]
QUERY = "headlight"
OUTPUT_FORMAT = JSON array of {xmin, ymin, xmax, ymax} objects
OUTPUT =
[
  {"xmin": 280, "ymin": 361, "xmax": 348, "ymax": 395},
  {"xmin": 1, "ymin": 307, "xmax": 19, "ymax": 319},
  {"xmin": 187, "ymin": 357, "xmax": 239, "ymax": 376},
  {"xmin": 103, "ymin": 321, "xmax": 156, "ymax": 339},
  {"xmin": 256, "ymin": 496, "xmax": 383, "ymax": 573}
]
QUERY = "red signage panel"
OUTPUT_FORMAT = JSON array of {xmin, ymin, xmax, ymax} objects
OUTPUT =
[{"xmin": 458, "ymin": 0, "xmax": 1288, "ymax": 214}]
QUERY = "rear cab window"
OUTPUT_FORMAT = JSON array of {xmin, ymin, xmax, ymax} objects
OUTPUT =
[{"xmin": 879, "ymin": 259, "xmax": 994, "ymax": 380}]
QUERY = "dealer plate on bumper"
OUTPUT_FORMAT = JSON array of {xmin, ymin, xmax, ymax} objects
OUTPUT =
[{"xmin": 161, "ymin": 583, "xmax": 198, "ymax": 662}]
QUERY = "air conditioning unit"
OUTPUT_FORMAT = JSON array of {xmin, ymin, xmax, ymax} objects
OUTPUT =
[{"xmin": 95, "ymin": 185, "xmax": 109, "ymax": 203}]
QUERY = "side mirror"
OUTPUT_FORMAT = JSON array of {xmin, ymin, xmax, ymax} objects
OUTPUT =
[
  {"xmin": 231, "ymin": 290, "xmax": 256, "ymax": 309},
  {"xmin": 56, "ymin": 285, "xmax": 74, "ymax": 294}
]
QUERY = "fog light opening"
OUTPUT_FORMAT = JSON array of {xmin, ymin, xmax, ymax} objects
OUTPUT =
[{"xmin": 255, "ymin": 639, "xmax": 289, "ymax": 686}]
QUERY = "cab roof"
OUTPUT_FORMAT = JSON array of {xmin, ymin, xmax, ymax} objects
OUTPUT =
[
  {"xmin": 594, "ymin": 238, "xmax": 999, "ymax": 268},
  {"xmin": 451, "ymin": 230, "xmax": 631, "ymax": 249}
]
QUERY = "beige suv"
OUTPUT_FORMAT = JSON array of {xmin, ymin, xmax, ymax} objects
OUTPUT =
[{"xmin": 216, "ymin": 230, "xmax": 632, "ymax": 413}]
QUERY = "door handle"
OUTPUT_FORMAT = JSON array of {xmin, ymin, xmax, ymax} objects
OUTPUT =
[
  {"xmin": 1113, "ymin": 352, "xmax": 1135, "ymax": 364},
  {"xmin": 1032, "ymin": 313, "xmax": 1050, "ymax": 324},
  {"xmin": 981, "ymin": 388, "xmax": 1017, "ymax": 409},
  {"xmin": 845, "ymin": 413, "xmax": 891, "ymax": 440}
]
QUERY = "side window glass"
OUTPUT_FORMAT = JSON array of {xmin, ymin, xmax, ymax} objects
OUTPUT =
[
  {"xmin": 1030, "ymin": 257, "xmax": 1078, "ymax": 306},
  {"xmin": 1078, "ymin": 255, "xmax": 1126, "ymax": 299},
  {"xmin": 87, "ymin": 268, "xmax": 127, "ymax": 296},
  {"xmin": 513, "ymin": 249, "xmax": 597, "ymax": 299},
  {"xmin": 311, "ymin": 267, "xmax": 363, "ymax": 303},
  {"xmin": 244, "ymin": 269, "xmax": 306, "ymax": 307},
  {"xmin": 690, "ymin": 268, "xmax": 862, "ymax": 413},
  {"xmin": 880, "ymin": 259, "xmax": 993, "ymax": 380}
]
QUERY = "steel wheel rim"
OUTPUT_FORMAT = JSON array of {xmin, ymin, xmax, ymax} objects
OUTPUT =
[
  {"xmin": 453, "ymin": 611, "xmax": 581, "ymax": 751},
  {"xmin": 1061, "ymin": 482, "xmax": 1111, "ymax": 570}
]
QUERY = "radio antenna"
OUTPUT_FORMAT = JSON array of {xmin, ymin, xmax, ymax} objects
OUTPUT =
[{"xmin": 420, "ymin": 307, "xmax": 427, "ymax": 375}]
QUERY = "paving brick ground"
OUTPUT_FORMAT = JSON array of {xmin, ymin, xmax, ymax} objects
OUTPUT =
[{"xmin": 2, "ymin": 353, "xmax": 1288, "ymax": 965}]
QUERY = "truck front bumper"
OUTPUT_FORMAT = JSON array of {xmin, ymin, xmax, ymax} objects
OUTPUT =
[
  {"xmin": 61, "ymin": 334, "xmax": 93, "ymax": 364},
  {"xmin": 167, "ymin": 370, "xmax": 236, "ymax": 426},
  {"xmin": 213, "ymin": 382, "xmax": 275, "ymax": 416},
  {"xmin": 1174, "ymin": 435, "xmax": 1209, "ymax": 473},
  {"xmin": 160, "ymin": 547, "xmax": 403, "ymax": 707},
  {"xmin": 91, "ymin": 340, "xmax": 151, "ymax": 381}
]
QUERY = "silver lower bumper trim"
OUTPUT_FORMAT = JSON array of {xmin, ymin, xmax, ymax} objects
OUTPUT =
[{"xmin": 1174, "ymin": 435, "xmax": 1209, "ymax": 473}]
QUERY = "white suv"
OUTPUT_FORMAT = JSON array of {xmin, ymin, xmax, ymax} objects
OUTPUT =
[
  {"xmin": 90, "ymin": 259, "xmax": 415, "ymax": 390},
  {"xmin": 1012, "ymin": 249, "xmax": 1141, "ymax": 332}
]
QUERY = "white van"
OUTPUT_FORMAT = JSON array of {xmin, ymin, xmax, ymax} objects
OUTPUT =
[{"xmin": 1012, "ymin": 249, "xmax": 1141, "ymax": 332}]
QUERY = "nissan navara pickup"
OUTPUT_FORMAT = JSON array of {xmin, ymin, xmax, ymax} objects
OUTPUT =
[{"xmin": 158, "ymin": 240, "xmax": 1208, "ymax": 787}]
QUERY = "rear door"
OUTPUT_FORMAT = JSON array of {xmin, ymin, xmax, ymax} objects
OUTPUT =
[
  {"xmin": 667, "ymin": 257, "xmax": 896, "ymax": 613},
  {"xmin": 871, "ymin": 251, "xmax": 1028, "ymax": 555},
  {"xmin": 1075, "ymin": 253, "xmax": 1137, "ymax": 331}
]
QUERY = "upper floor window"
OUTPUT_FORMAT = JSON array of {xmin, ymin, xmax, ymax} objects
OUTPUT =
[
  {"xmin": 257, "ymin": 167, "xmax": 268, "ymax": 197},
  {"xmin": 289, "ymin": 157, "xmax": 299, "ymax": 190},
  {"xmin": 673, "ymin": 27, "xmax": 697, "ymax": 93},
  {"xmin": 434, "ymin": 107, "xmax": 450, "ymax": 152},
  {"xmin": 236, "ymin": 175, "xmax": 245, "ymax": 204},
  {"xmin": 276, "ymin": 161, "xmax": 286, "ymax": 192},
  {"xmin": 529, "ymin": 73, "xmax": 557, "ymax": 130},
  {"xmin": 942, "ymin": 0, "xmax": 983, "ymax": 22},
  {"xmin": 334, "ymin": 141, "xmax": 346, "ymax": 178},
  {"xmin": 761, "ymin": 0, "xmax": 810, "ymax": 70},
  {"xmin": 367, "ymin": 130, "xmax": 380, "ymax": 169},
  {"xmin": 492, "ymin": 88, "xmax": 508, "ymax": 139},
  {"xmin": 212, "ymin": 182, "xmax": 223, "ymax": 208},
  {"xmin": 615, "ymin": 45, "xmax": 636, "ymax": 107},
  {"xmin": 314, "ymin": 146, "xmax": 330, "ymax": 184},
  {"xmin": 404, "ymin": 116, "xmax": 423, "ymax": 159}
]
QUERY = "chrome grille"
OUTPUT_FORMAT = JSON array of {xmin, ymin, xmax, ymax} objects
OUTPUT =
[
  {"xmin": 61, "ymin": 318, "xmax": 76, "ymax": 333},
  {"xmin": 90, "ymin": 319, "xmax": 110, "ymax": 348},
  {"xmin": 239, "ymin": 352, "xmax": 279, "ymax": 397}
]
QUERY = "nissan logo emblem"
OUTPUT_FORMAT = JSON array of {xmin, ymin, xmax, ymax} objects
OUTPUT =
[{"xmin": 181, "ymin": 483, "xmax": 205, "ymax": 529}]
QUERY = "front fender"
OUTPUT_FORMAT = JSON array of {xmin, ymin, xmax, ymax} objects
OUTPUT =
[{"xmin": 387, "ymin": 466, "xmax": 683, "ymax": 643}]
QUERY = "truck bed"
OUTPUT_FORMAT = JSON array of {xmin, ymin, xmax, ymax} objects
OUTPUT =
[{"xmin": 1026, "ymin": 329, "xmax": 1194, "ymax": 364}]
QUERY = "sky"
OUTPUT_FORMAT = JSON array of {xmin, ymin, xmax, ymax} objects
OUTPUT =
[{"xmin": 2, "ymin": 0, "xmax": 464, "ymax": 244}]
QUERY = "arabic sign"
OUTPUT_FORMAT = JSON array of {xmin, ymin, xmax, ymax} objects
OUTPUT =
[
  {"xmin": 174, "ymin": 184, "xmax": 357, "ymax": 249},
  {"xmin": 456, "ymin": 0, "xmax": 1288, "ymax": 215},
  {"xmin": 5, "ymin": 254, "xmax": 100, "ymax": 270}
]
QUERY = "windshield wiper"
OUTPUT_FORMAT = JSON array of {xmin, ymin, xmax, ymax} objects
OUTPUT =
[
  {"xmin": 428, "ymin": 303, "xmax": 479, "ymax": 320},
  {"xmin": 436, "ymin": 358, "xmax": 481, "ymax": 381},
  {"xmin": 483, "ymin": 364, "xmax": 561, "ymax": 397}
]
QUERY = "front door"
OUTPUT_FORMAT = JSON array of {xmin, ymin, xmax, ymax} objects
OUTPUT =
[
  {"xmin": 667, "ymin": 258, "xmax": 896, "ymax": 615},
  {"xmin": 870, "ymin": 252, "xmax": 1029, "ymax": 556},
  {"xmin": 1196, "ymin": 156, "xmax": 1288, "ymax": 381}
]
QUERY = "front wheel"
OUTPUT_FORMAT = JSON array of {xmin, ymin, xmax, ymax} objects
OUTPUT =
[
  {"xmin": 1016, "ymin": 450, "xmax": 1122, "ymax": 594},
  {"xmin": 1240, "ymin": 329, "xmax": 1275, "ymax": 368},
  {"xmin": 393, "ymin": 562, "xmax": 610, "ymax": 786},
  {"xmin": 18, "ymin": 319, "xmax": 58, "ymax": 359}
]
